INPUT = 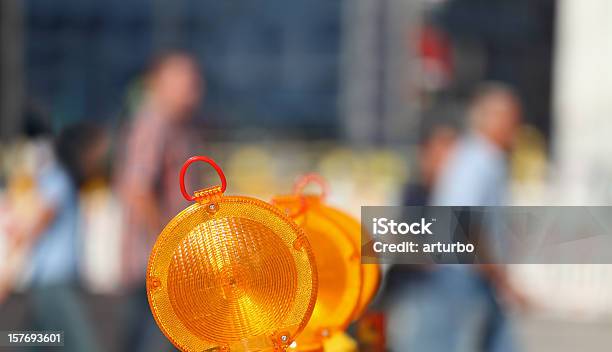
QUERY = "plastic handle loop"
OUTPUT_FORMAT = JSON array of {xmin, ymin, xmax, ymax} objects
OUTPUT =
[
  {"xmin": 271, "ymin": 195, "xmax": 308, "ymax": 219},
  {"xmin": 293, "ymin": 173, "xmax": 329, "ymax": 200},
  {"xmin": 180, "ymin": 156, "xmax": 227, "ymax": 202}
]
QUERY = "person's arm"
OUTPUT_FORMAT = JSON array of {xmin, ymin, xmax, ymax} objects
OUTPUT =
[
  {"xmin": 125, "ymin": 191, "xmax": 161, "ymax": 236},
  {"xmin": 1, "ymin": 205, "xmax": 55, "ymax": 304},
  {"xmin": 121, "ymin": 116, "xmax": 165, "ymax": 234},
  {"xmin": 1, "ymin": 171, "xmax": 68, "ymax": 303},
  {"xmin": 26, "ymin": 168, "xmax": 73, "ymax": 244},
  {"xmin": 21, "ymin": 203, "xmax": 56, "ymax": 246},
  {"xmin": 478, "ymin": 264, "xmax": 530, "ymax": 310}
]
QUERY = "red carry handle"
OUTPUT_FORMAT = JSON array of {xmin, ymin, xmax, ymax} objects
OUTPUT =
[
  {"xmin": 293, "ymin": 173, "xmax": 329, "ymax": 200},
  {"xmin": 179, "ymin": 156, "xmax": 227, "ymax": 202}
]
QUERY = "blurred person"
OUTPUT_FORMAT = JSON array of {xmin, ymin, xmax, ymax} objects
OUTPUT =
[
  {"xmin": 380, "ymin": 122, "xmax": 457, "ymax": 349},
  {"xmin": 0, "ymin": 106, "xmax": 54, "ymax": 303},
  {"xmin": 115, "ymin": 51, "xmax": 203, "ymax": 352},
  {"xmin": 383, "ymin": 122, "xmax": 458, "ymax": 275},
  {"xmin": 73, "ymin": 119, "xmax": 120, "ymax": 294},
  {"xmin": 386, "ymin": 83, "xmax": 525, "ymax": 352},
  {"xmin": 3, "ymin": 120, "xmax": 105, "ymax": 351},
  {"xmin": 379, "ymin": 122, "xmax": 458, "ymax": 350},
  {"xmin": 402, "ymin": 123, "xmax": 458, "ymax": 205},
  {"xmin": 433, "ymin": 83, "xmax": 522, "ymax": 205}
]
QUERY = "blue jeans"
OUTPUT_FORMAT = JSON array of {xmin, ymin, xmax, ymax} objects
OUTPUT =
[{"xmin": 384, "ymin": 267, "xmax": 515, "ymax": 352}]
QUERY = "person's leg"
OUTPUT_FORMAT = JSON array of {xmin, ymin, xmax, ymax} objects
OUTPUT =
[
  {"xmin": 482, "ymin": 281, "xmax": 516, "ymax": 352},
  {"xmin": 122, "ymin": 283, "xmax": 173, "ymax": 352},
  {"xmin": 385, "ymin": 268, "xmax": 489, "ymax": 352},
  {"xmin": 121, "ymin": 285, "xmax": 146, "ymax": 352},
  {"xmin": 31, "ymin": 285, "xmax": 101, "ymax": 352},
  {"xmin": 386, "ymin": 279, "xmax": 458, "ymax": 351}
]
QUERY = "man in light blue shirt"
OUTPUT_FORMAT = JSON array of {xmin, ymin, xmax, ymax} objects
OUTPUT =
[
  {"xmin": 386, "ymin": 83, "xmax": 523, "ymax": 352},
  {"xmin": 433, "ymin": 133, "xmax": 509, "ymax": 206}
]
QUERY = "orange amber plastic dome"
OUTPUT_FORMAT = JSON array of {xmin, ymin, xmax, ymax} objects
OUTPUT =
[
  {"xmin": 290, "ymin": 175, "xmax": 380, "ymax": 321},
  {"xmin": 147, "ymin": 157, "xmax": 317, "ymax": 352},
  {"xmin": 319, "ymin": 205, "xmax": 381, "ymax": 320},
  {"xmin": 272, "ymin": 174, "xmax": 374, "ymax": 351}
]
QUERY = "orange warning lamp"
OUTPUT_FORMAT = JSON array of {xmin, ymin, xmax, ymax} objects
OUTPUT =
[
  {"xmin": 317, "ymin": 202, "xmax": 381, "ymax": 320},
  {"xmin": 272, "ymin": 174, "xmax": 366, "ymax": 351},
  {"xmin": 291, "ymin": 175, "xmax": 380, "ymax": 321},
  {"xmin": 147, "ymin": 156, "xmax": 318, "ymax": 352}
]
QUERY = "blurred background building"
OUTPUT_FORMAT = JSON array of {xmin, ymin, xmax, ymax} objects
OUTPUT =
[{"xmin": 1, "ymin": 0, "xmax": 612, "ymax": 351}]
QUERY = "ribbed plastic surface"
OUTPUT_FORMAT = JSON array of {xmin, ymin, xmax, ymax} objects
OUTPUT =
[
  {"xmin": 321, "ymin": 206, "xmax": 381, "ymax": 320},
  {"xmin": 147, "ymin": 196, "xmax": 317, "ymax": 352},
  {"xmin": 272, "ymin": 195, "xmax": 362, "ymax": 350}
]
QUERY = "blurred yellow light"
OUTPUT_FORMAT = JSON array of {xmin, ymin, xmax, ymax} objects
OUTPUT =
[
  {"xmin": 272, "ymin": 174, "xmax": 370, "ymax": 351},
  {"xmin": 147, "ymin": 157, "xmax": 318, "ymax": 351},
  {"xmin": 321, "ymin": 206, "xmax": 381, "ymax": 320}
]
